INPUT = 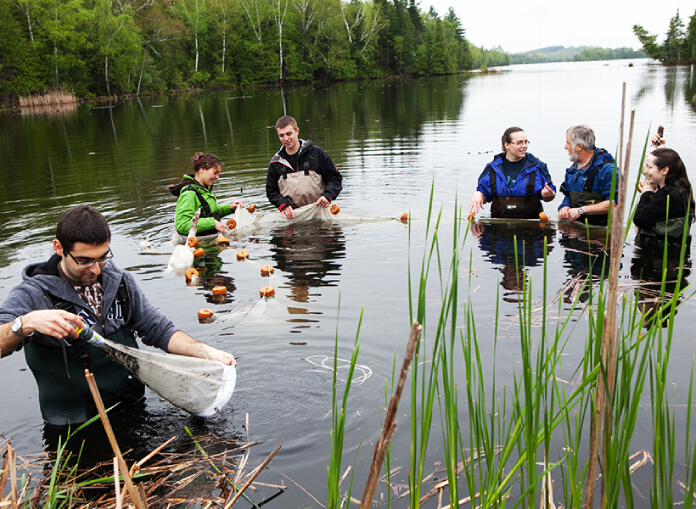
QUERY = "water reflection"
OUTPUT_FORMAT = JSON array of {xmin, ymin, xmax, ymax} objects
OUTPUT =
[
  {"xmin": 557, "ymin": 222, "xmax": 610, "ymax": 304},
  {"xmin": 470, "ymin": 220, "xmax": 555, "ymax": 303},
  {"xmin": 631, "ymin": 239, "xmax": 691, "ymax": 327},
  {"xmin": 269, "ymin": 223, "xmax": 345, "ymax": 310}
]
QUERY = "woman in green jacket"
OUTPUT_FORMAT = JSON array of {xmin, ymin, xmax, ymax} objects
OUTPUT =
[{"xmin": 171, "ymin": 152, "xmax": 243, "ymax": 237}]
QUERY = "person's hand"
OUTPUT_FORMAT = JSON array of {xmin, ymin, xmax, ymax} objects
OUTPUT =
[
  {"xmin": 194, "ymin": 343, "xmax": 237, "ymax": 366},
  {"xmin": 557, "ymin": 206, "xmax": 571, "ymax": 220},
  {"xmin": 567, "ymin": 207, "xmax": 583, "ymax": 221},
  {"xmin": 541, "ymin": 183, "xmax": 555, "ymax": 201},
  {"xmin": 281, "ymin": 206, "xmax": 295, "ymax": 219},
  {"xmin": 469, "ymin": 191, "xmax": 486, "ymax": 215},
  {"xmin": 22, "ymin": 310, "xmax": 83, "ymax": 342},
  {"xmin": 642, "ymin": 180, "xmax": 657, "ymax": 193},
  {"xmin": 231, "ymin": 201, "xmax": 244, "ymax": 211},
  {"xmin": 214, "ymin": 220, "xmax": 227, "ymax": 233},
  {"xmin": 316, "ymin": 196, "xmax": 330, "ymax": 208},
  {"xmin": 651, "ymin": 132, "xmax": 665, "ymax": 147}
]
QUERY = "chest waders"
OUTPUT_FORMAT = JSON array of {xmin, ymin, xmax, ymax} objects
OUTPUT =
[
  {"xmin": 489, "ymin": 167, "xmax": 543, "ymax": 219},
  {"xmin": 637, "ymin": 190, "xmax": 693, "ymax": 244},
  {"xmin": 567, "ymin": 161, "xmax": 609, "ymax": 226},
  {"xmin": 278, "ymin": 162, "xmax": 325, "ymax": 209},
  {"xmin": 28, "ymin": 283, "xmax": 144, "ymax": 425}
]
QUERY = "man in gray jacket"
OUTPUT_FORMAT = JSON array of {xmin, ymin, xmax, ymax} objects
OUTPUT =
[{"xmin": 0, "ymin": 206, "xmax": 236, "ymax": 425}]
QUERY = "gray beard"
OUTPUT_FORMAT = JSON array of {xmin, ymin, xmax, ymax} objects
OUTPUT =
[{"xmin": 569, "ymin": 152, "xmax": 579, "ymax": 164}]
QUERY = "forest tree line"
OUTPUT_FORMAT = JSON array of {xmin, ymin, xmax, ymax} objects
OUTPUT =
[
  {"xmin": 509, "ymin": 45, "xmax": 646, "ymax": 65},
  {"xmin": 634, "ymin": 8, "xmax": 696, "ymax": 63},
  {"xmin": 0, "ymin": 0, "xmax": 510, "ymax": 104}
]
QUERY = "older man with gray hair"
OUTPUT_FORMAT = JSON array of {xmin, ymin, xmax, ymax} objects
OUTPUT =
[{"xmin": 557, "ymin": 125, "xmax": 619, "ymax": 226}]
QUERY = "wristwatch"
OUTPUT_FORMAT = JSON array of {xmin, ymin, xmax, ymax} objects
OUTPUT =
[
  {"xmin": 578, "ymin": 207, "xmax": 585, "ymax": 216},
  {"xmin": 10, "ymin": 316, "xmax": 30, "ymax": 338}
]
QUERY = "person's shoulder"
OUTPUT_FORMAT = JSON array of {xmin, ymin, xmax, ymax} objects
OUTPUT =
[
  {"xmin": 525, "ymin": 152, "xmax": 546, "ymax": 166},
  {"xmin": 489, "ymin": 152, "xmax": 505, "ymax": 165},
  {"xmin": 594, "ymin": 148, "xmax": 616, "ymax": 165}
]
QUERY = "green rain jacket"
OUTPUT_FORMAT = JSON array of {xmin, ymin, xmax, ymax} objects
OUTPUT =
[{"xmin": 174, "ymin": 175, "xmax": 232, "ymax": 236}]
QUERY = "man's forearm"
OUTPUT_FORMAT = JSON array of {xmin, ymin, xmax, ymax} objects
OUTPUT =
[
  {"xmin": 0, "ymin": 322, "xmax": 24, "ymax": 357},
  {"xmin": 167, "ymin": 330, "xmax": 236, "ymax": 365},
  {"xmin": 582, "ymin": 200, "xmax": 610, "ymax": 215}
]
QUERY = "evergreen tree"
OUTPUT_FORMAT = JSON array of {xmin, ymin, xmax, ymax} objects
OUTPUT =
[
  {"xmin": 663, "ymin": 9, "xmax": 686, "ymax": 61},
  {"xmin": 633, "ymin": 24, "xmax": 662, "ymax": 60}
]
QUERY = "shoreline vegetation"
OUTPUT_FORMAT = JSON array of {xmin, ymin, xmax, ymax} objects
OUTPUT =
[
  {"xmin": 0, "ymin": 0, "xmax": 664, "ymax": 110},
  {"xmin": 634, "ymin": 8, "xmax": 696, "ymax": 64},
  {"xmin": 0, "ymin": 0, "xmax": 504, "ymax": 108}
]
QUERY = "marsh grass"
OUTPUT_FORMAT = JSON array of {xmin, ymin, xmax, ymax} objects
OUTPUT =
[
  {"xmin": 327, "ymin": 294, "xmax": 363, "ymax": 509},
  {"xmin": 18, "ymin": 89, "xmax": 77, "ymax": 107},
  {"xmin": 328, "ymin": 129, "xmax": 696, "ymax": 508}
]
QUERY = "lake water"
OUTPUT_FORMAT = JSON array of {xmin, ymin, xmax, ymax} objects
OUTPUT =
[{"xmin": 1, "ymin": 59, "xmax": 696, "ymax": 506}]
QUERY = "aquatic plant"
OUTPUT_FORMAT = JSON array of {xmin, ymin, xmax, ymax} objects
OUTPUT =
[
  {"xmin": 338, "ymin": 101, "xmax": 696, "ymax": 508},
  {"xmin": 327, "ymin": 294, "xmax": 364, "ymax": 509}
]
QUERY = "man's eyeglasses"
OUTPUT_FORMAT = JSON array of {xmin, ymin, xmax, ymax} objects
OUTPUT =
[
  {"xmin": 66, "ymin": 249, "xmax": 113, "ymax": 268},
  {"xmin": 509, "ymin": 140, "xmax": 530, "ymax": 146}
]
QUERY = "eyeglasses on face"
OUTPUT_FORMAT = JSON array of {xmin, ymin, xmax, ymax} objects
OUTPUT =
[
  {"xmin": 508, "ymin": 140, "xmax": 530, "ymax": 146},
  {"xmin": 66, "ymin": 248, "xmax": 113, "ymax": 268}
]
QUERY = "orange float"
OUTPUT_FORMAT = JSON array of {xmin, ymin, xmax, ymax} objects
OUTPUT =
[
  {"xmin": 211, "ymin": 286, "xmax": 227, "ymax": 296},
  {"xmin": 259, "ymin": 286, "xmax": 275, "ymax": 297},
  {"xmin": 187, "ymin": 237, "xmax": 199, "ymax": 248},
  {"xmin": 330, "ymin": 203, "xmax": 340, "ymax": 214},
  {"xmin": 197, "ymin": 308, "xmax": 214, "ymax": 320},
  {"xmin": 247, "ymin": 204, "xmax": 256, "ymax": 213},
  {"xmin": 467, "ymin": 212, "xmax": 475, "ymax": 221},
  {"xmin": 193, "ymin": 248, "xmax": 205, "ymax": 258},
  {"xmin": 217, "ymin": 236, "xmax": 230, "ymax": 246},
  {"xmin": 185, "ymin": 268, "xmax": 199, "ymax": 280},
  {"xmin": 260, "ymin": 265, "xmax": 275, "ymax": 276},
  {"xmin": 236, "ymin": 249, "xmax": 249, "ymax": 259},
  {"xmin": 226, "ymin": 218, "xmax": 237, "ymax": 229},
  {"xmin": 539, "ymin": 211, "xmax": 549, "ymax": 221}
]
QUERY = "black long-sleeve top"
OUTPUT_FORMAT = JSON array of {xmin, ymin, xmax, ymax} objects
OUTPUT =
[{"xmin": 633, "ymin": 185, "xmax": 688, "ymax": 228}]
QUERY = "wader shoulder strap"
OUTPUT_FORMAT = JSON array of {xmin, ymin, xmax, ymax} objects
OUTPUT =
[
  {"xmin": 183, "ymin": 184, "xmax": 221, "ymax": 221},
  {"xmin": 583, "ymin": 158, "xmax": 604, "ymax": 192},
  {"xmin": 489, "ymin": 167, "xmax": 498, "ymax": 197},
  {"xmin": 525, "ymin": 172, "xmax": 536, "ymax": 197}
]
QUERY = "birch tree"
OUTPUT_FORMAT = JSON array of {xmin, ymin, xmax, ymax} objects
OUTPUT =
[
  {"xmin": 176, "ymin": 0, "xmax": 207, "ymax": 74},
  {"xmin": 339, "ymin": 0, "xmax": 381, "ymax": 57},
  {"xmin": 210, "ymin": 0, "xmax": 232, "ymax": 74},
  {"xmin": 272, "ymin": 0, "xmax": 289, "ymax": 80}
]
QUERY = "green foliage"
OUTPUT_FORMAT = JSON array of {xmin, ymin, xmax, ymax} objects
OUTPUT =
[
  {"xmin": 573, "ymin": 47, "xmax": 647, "ymax": 61},
  {"xmin": 510, "ymin": 45, "xmax": 646, "ymax": 64},
  {"xmin": 634, "ymin": 7, "xmax": 696, "ymax": 63},
  {"xmin": 0, "ymin": 0, "xmax": 503, "ymax": 102}
]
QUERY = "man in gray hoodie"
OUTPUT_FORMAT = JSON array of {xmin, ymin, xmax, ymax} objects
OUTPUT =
[{"xmin": 0, "ymin": 206, "xmax": 236, "ymax": 425}]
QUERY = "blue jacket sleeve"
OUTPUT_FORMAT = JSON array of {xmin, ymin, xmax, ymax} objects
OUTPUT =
[
  {"xmin": 597, "ymin": 162, "xmax": 620, "ymax": 203},
  {"xmin": 476, "ymin": 166, "xmax": 493, "ymax": 202},
  {"xmin": 537, "ymin": 162, "xmax": 556, "ymax": 192}
]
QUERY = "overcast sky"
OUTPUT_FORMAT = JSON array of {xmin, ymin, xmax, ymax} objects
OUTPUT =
[{"xmin": 423, "ymin": 0, "xmax": 696, "ymax": 53}]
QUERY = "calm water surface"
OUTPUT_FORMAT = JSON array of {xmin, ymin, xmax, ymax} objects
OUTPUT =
[{"xmin": 2, "ymin": 59, "xmax": 696, "ymax": 506}]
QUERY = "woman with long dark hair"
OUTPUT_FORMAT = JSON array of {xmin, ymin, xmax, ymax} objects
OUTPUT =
[{"xmin": 634, "ymin": 147, "xmax": 694, "ymax": 242}]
